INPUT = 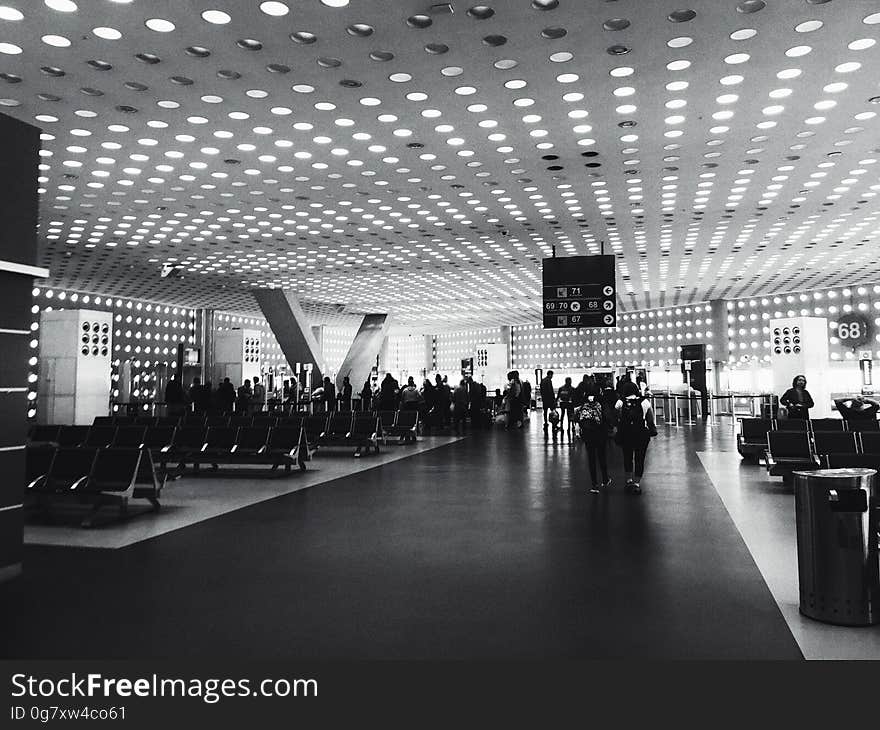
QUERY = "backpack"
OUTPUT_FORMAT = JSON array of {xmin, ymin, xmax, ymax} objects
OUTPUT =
[
  {"xmin": 620, "ymin": 399, "xmax": 646, "ymax": 431},
  {"xmin": 578, "ymin": 401, "xmax": 604, "ymax": 428}
]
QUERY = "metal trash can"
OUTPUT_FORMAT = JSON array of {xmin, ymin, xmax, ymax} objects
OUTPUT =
[{"xmin": 793, "ymin": 468, "xmax": 880, "ymax": 626}]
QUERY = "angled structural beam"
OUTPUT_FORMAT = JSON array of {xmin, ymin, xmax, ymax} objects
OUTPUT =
[
  {"xmin": 336, "ymin": 314, "xmax": 392, "ymax": 392},
  {"xmin": 253, "ymin": 289, "xmax": 325, "ymax": 388}
]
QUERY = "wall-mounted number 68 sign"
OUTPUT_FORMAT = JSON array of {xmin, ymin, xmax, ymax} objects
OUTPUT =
[{"xmin": 835, "ymin": 313, "xmax": 871, "ymax": 347}]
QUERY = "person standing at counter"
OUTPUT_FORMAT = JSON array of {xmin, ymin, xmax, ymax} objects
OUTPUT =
[{"xmin": 780, "ymin": 374, "xmax": 814, "ymax": 420}]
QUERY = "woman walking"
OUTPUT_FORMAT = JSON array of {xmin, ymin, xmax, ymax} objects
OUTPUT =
[
  {"xmin": 575, "ymin": 383, "xmax": 612, "ymax": 494},
  {"xmin": 614, "ymin": 392, "xmax": 658, "ymax": 494}
]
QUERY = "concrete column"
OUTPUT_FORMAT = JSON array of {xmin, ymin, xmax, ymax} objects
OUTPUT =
[
  {"xmin": 335, "ymin": 314, "xmax": 392, "ymax": 391},
  {"xmin": 253, "ymin": 289, "xmax": 325, "ymax": 390}
]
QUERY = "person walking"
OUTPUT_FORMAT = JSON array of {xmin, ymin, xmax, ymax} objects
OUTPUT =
[
  {"xmin": 252, "ymin": 376, "xmax": 266, "ymax": 412},
  {"xmin": 434, "ymin": 374, "xmax": 451, "ymax": 429},
  {"xmin": 321, "ymin": 376, "xmax": 336, "ymax": 412},
  {"xmin": 503, "ymin": 371, "xmax": 523, "ymax": 429},
  {"xmin": 165, "ymin": 374, "xmax": 187, "ymax": 418},
  {"xmin": 557, "ymin": 377, "xmax": 575, "ymax": 436},
  {"xmin": 780, "ymin": 374, "xmax": 814, "ymax": 420},
  {"xmin": 379, "ymin": 373, "xmax": 400, "ymax": 412},
  {"xmin": 338, "ymin": 375, "xmax": 352, "ymax": 411},
  {"xmin": 540, "ymin": 370, "xmax": 556, "ymax": 432},
  {"xmin": 399, "ymin": 376, "xmax": 424, "ymax": 411},
  {"xmin": 453, "ymin": 379, "xmax": 469, "ymax": 434},
  {"xmin": 421, "ymin": 377, "xmax": 437, "ymax": 431},
  {"xmin": 361, "ymin": 378, "xmax": 373, "ymax": 412},
  {"xmin": 217, "ymin": 377, "xmax": 236, "ymax": 414},
  {"xmin": 576, "ymin": 383, "xmax": 612, "ymax": 494},
  {"xmin": 615, "ymin": 392, "xmax": 658, "ymax": 495},
  {"xmin": 236, "ymin": 379, "xmax": 252, "ymax": 414},
  {"xmin": 520, "ymin": 375, "xmax": 532, "ymax": 423}
]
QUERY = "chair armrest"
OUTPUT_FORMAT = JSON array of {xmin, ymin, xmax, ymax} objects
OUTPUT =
[{"xmin": 26, "ymin": 476, "xmax": 46, "ymax": 491}]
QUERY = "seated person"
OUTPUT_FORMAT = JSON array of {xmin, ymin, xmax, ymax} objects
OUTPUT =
[{"xmin": 834, "ymin": 395, "xmax": 880, "ymax": 421}]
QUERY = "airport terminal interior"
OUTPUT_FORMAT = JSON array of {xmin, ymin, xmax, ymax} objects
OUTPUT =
[{"xmin": 2, "ymin": 0, "xmax": 880, "ymax": 660}]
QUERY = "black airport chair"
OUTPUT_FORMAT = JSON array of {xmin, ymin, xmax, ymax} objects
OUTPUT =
[
  {"xmin": 183, "ymin": 411, "xmax": 208, "ymax": 427},
  {"xmin": 810, "ymin": 418, "xmax": 845, "ymax": 433},
  {"xmin": 766, "ymin": 430, "xmax": 818, "ymax": 479},
  {"xmin": 200, "ymin": 426, "xmax": 238, "ymax": 459},
  {"xmin": 280, "ymin": 415, "xmax": 305, "ymax": 432},
  {"xmin": 813, "ymin": 431, "xmax": 857, "ymax": 456},
  {"xmin": 82, "ymin": 426, "xmax": 117, "ymax": 449},
  {"xmin": 390, "ymin": 410, "xmax": 419, "ymax": 443},
  {"xmin": 92, "ymin": 416, "xmax": 116, "ymax": 427},
  {"xmin": 143, "ymin": 426, "xmax": 176, "ymax": 454},
  {"xmin": 29, "ymin": 425, "xmax": 61, "ymax": 444},
  {"xmin": 155, "ymin": 415, "xmax": 181, "ymax": 427},
  {"xmin": 252, "ymin": 415, "xmax": 278, "ymax": 429},
  {"xmin": 169, "ymin": 426, "xmax": 208, "ymax": 464},
  {"xmin": 112, "ymin": 415, "xmax": 135, "ymax": 426},
  {"xmin": 266, "ymin": 427, "xmax": 308, "ymax": 471},
  {"xmin": 847, "ymin": 418, "xmax": 879, "ymax": 432},
  {"xmin": 56, "ymin": 425, "xmax": 92, "ymax": 448},
  {"xmin": 231, "ymin": 426, "xmax": 270, "ymax": 457},
  {"xmin": 229, "ymin": 415, "xmax": 253, "ymax": 429},
  {"xmin": 114, "ymin": 426, "xmax": 148, "ymax": 449},
  {"xmin": 25, "ymin": 444, "xmax": 57, "ymax": 487},
  {"xmin": 205, "ymin": 414, "xmax": 231, "ymax": 428},
  {"xmin": 351, "ymin": 414, "xmax": 381, "ymax": 456},
  {"xmin": 133, "ymin": 415, "xmax": 158, "ymax": 428},
  {"xmin": 322, "ymin": 413, "xmax": 354, "ymax": 445},
  {"xmin": 823, "ymin": 453, "xmax": 880, "ymax": 470},
  {"xmin": 859, "ymin": 432, "xmax": 880, "ymax": 454},
  {"xmin": 30, "ymin": 447, "xmax": 98, "ymax": 494},
  {"xmin": 775, "ymin": 418, "xmax": 809, "ymax": 432},
  {"xmin": 81, "ymin": 448, "xmax": 141, "ymax": 494},
  {"xmin": 737, "ymin": 418, "xmax": 774, "ymax": 461},
  {"xmin": 304, "ymin": 414, "xmax": 329, "ymax": 448}
]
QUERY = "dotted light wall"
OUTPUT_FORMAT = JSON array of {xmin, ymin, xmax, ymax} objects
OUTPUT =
[
  {"xmin": 434, "ymin": 328, "xmax": 506, "ymax": 375},
  {"xmin": 726, "ymin": 283, "xmax": 880, "ymax": 364},
  {"xmin": 386, "ymin": 334, "xmax": 427, "ymax": 381},
  {"xmin": 511, "ymin": 303, "xmax": 717, "ymax": 371},
  {"xmin": 29, "ymin": 287, "xmax": 197, "ymax": 419},
  {"xmin": 216, "ymin": 312, "xmax": 287, "ymax": 369}
]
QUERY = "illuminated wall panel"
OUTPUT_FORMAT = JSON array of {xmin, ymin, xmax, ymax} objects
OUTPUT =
[
  {"xmin": 29, "ymin": 287, "xmax": 197, "ymax": 420},
  {"xmin": 510, "ymin": 302, "xmax": 718, "ymax": 371}
]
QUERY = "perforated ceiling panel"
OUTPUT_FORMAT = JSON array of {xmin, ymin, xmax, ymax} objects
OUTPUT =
[{"xmin": 2, "ymin": 1, "xmax": 880, "ymax": 331}]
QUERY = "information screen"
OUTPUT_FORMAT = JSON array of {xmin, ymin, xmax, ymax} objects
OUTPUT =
[{"xmin": 542, "ymin": 254, "xmax": 616, "ymax": 329}]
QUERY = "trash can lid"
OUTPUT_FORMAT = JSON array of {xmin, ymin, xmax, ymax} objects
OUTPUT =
[{"xmin": 793, "ymin": 468, "xmax": 877, "ymax": 478}]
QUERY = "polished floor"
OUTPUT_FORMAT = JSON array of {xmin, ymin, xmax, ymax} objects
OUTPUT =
[{"xmin": 1, "ymin": 417, "xmax": 806, "ymax": 659}]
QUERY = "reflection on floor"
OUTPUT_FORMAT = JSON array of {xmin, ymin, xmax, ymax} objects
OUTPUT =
[
  {"xmin": 24, "ymin": 436, "xmax": 461, "ymax": 550},
  {"xmin": 2, "ymin": 417, "xmax": 803, "ymax": 660},
  {"xmin": 697, "ymin": 443, "xmax": 880, "ymax": 660}
]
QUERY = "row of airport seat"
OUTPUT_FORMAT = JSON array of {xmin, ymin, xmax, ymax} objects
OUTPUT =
[
  {"xmin": 91, "ymin": 410, "xmax": 421, "ymax": 441},
  {"xmin": 25, "ymin": 446, "xmax": 163, "ymax": 528},
  {"xmin": 762, "ymin": 429, "xmax": 880, "ymax": 481},
  {"xmin": 737, "ymin": 417, "xmax": 879, "ymax": 460}
]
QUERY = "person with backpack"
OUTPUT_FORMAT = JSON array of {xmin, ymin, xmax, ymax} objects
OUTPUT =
[
  {"xmin": 614, "ymin": 392, "xmax": 658, "ymax": 494},
  {"xmin": 575, "ymin": 383, "xmax": 612, "ymax": 493},
  {"xmin": 557, "ymin": 376, "xmax": 575, "ymax": 437}
]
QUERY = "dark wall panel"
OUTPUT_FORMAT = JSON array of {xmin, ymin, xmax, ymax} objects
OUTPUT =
[
  {"xmin": 0, "ymin": 113, "xmax": 40, "ymax": 267},
  {"xmin": 0, "ymin": 391, "xmax": 27, "ymax": 449},
  {"xmin": 0, "ymin": 112, "xmax": 39, "ymax": 582}
]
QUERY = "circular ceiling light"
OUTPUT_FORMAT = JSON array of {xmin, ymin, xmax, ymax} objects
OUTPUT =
[
  {"xmin": 320, "ymin": 0, "xmax": 349, "ymax": 6},
  {"xmin": 93, "ymin": 27, "xmax": 122, "ymax": 40},
  {"xmin": 730, "ymin": 28, "xmax": 756, "ymax": 40},
  {"xmin": 145, "ymin": 18, "xmax": 175, "ymax": 32},
  {"xmin": 849, "ymin": 38, "xmax": 876, "ymax": 50},
  {"xmin": 260, "ymin": 1, "xmax": 288, "ymax": 15},
  {"xmin": 0, "ymin": 6, "xmax": 24, "ymax": 21},
  {"xmin": 795, "ymin": 20, "xmax": 823, "ymax": 33},
  {"xmin": 44, "ymin": 0, "xmax": 77, "ymax": 12},
  {"xmin": 42, "ymin": 34, "xmax": 71, "ymax": 47},
  {"xmin": 201, "ymin": 9, "xmax": 231, "ymax": 24}
]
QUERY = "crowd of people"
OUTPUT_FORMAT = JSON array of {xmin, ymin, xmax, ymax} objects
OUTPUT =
[
  {"xmin": 358, "ymin": 373, "xmax": 490, "ymax": 434},
  {"xmin": 163, "ymin": 374, "xmax": 269, "ymax": 416},
  {"xmin": 533, "ymin": 370, "xmax": 658, "ymax": 495}
]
